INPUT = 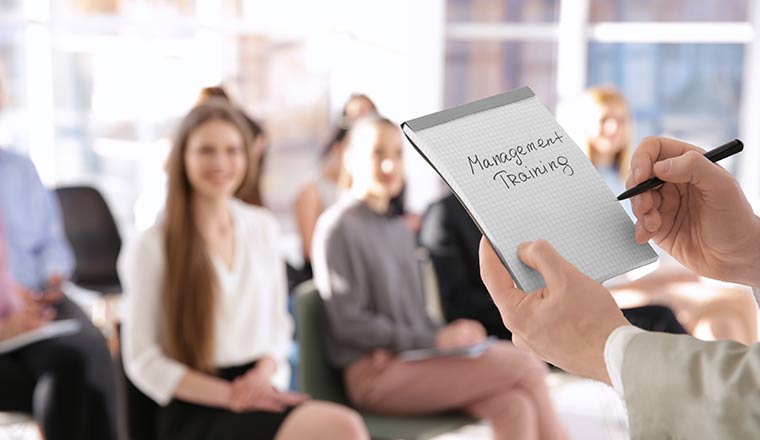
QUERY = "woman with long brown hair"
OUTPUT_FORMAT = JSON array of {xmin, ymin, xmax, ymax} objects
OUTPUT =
[{"xmin": 120, "ymin": 99, "xmax": 367, "ymax": 440}]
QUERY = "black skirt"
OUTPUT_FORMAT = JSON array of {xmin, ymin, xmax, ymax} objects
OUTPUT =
[{"xmin": 157, "ymin": 361, "xmax": 296, "ymax": 440}]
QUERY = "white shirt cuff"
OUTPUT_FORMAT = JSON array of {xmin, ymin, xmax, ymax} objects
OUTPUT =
[{"xmin": 604, "ymin": 325, "xmax": 645, "ymax": 396}]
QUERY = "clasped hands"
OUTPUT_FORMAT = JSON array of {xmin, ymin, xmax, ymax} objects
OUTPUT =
[
  {"xmin": 228, "ymin": 356, "xmax": 308, "ymax": 413},
  {"xmin": 0, "ymin": 275, "xmax": 66, "ymax": 341}
]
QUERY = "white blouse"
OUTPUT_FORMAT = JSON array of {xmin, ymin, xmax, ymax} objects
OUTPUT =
[{"xmin": 119, "ymin": 199, "xmax": 293, "ymax": 406}]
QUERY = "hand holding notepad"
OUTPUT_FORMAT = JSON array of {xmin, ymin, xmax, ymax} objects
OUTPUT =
[{"xmin": 402, "ymin": 87, "xmax": 657, "ymax": 292}]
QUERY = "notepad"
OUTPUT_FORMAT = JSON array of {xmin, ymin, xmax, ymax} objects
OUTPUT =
[
  {"xmin": 0, "ymin": 319, "xmax": 82, "ymax": 354},
  {"xmin": 399, "ymin": 337, "xmax": 498, "ymax": 362},
  {"xmin": 402, "ymin": 87, "xmax": 657, "ymax": 292}
]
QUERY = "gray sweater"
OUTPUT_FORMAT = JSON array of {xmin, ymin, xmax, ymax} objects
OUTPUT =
[{"xmin": 312, "ymin": 196, "xmax": 441, "ymax": 368}]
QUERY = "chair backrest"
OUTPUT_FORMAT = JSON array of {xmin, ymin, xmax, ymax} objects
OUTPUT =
[
  {"xmin": 55, "ymin": 186, "xmax": 122, "ymax": 293},
  {"xmin": 294, "ymin": 281, "xmax": 351, "ymax": 406}
]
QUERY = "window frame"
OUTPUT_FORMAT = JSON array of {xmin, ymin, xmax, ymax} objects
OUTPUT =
[{"xmin": 445, "ymin": 0, "xmax": 760, "ymax": 199}]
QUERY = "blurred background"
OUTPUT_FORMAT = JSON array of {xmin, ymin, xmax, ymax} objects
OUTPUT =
[
  {"xmin": 1, "ymin": 1, "xmax": 759, "ymax": 439},
  {"xmin": 1, "ymin": 0, "xmax": 757, "ymax": 266}
]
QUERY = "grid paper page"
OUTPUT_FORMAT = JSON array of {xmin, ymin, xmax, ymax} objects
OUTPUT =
[{"xmin": 404, "ymin": 91, "xmax": 657, "ymax": 292}]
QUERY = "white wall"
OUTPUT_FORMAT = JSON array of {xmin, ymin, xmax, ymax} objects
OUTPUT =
[{"xmin": 325, "ymin": 0, "xmax": 448, "ymax": 213}]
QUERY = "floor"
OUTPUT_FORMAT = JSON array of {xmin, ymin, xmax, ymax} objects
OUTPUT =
[
  {"xmin": 432, "ymin": 373, "xmax": 629, "ymax": 440},
  {"xmin": 0, "ymin": 373, "xmax": 629, "ymax": 440}
]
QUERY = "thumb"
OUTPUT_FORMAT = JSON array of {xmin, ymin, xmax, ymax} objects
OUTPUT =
[
  {"xmin": 517, "ymin": 240, "xmax": 580, "ymax": 290},
  {"xmin": 653, "ymin": 150, "xmax": 731, "ymax": 193},
  {"xmin": 479, "ymin": 237, "xmax": 526, "ymax": 318}
]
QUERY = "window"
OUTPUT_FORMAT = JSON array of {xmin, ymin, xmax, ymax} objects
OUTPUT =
[
  {"xmin": 0, "ymin": 1, "xmax": 332, "ymax": 235},
  {"xmin": 445, "ymin": 41, "xmax": 557, "ymax": 109},
  {"xmin": 445, "ymin": 0, "xmax": 759, "ymax": 199},
  {"xmin": 587, "ymin": 43, "xmax": 744, "ymax": 173},
  {"xmin": 445, "ymin": 0, "xmax": 559, "ymax": 108}
]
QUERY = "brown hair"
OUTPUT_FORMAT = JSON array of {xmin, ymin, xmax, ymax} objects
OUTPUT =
[
  {"xmin": 196, "ymin": 86, "xmax": 230, "ymax": 104},
  {"xmin": 583, "ymin": 86, "xmax": 632, "ymax": 180},
  {"xmin": 162, "ymin": 98, "xmax": 254, "ymax": 372}
]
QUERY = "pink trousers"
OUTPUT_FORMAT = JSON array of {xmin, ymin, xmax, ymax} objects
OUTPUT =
[{"xmin": 344, "ymin": 342, "xmax": 568, "ymax": 440}]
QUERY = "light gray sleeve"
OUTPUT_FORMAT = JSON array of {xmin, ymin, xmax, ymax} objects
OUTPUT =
[
  {"xmin": 312, "ymin": 222, "xmax": 436, "ymax": 353},
  {"xmin": 622, "ymin": 332, "xmax": 760, "ymax": 439}
]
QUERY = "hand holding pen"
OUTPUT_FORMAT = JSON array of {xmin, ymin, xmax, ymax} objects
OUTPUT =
[{"xmin": 621, "ymin": 137, "xmax": 760, "ymax": 286}]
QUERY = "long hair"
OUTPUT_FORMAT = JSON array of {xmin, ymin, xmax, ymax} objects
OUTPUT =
[
  {"xmin": 162, "ymin": 98, "xmax": 254, "ymax": 372},
  {"xmin": 234, "ymin": 116, "xmax": 266, "ymax": 207},
  {"xmin": 583, "ymin": 86, "xmax": 632, "ymax": 180}
]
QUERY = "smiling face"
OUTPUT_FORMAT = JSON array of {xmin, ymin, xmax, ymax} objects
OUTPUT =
[
  {"xmin": 345, "ymin": 119, "xmax": 405, "ymax": 202},
  {"xmin": 589, "ymin": 101, "xmax": 629, "ymax": 156},
  {"xmin": 183, "ymin": 119, "xmax": 248, "ymax": 201}
]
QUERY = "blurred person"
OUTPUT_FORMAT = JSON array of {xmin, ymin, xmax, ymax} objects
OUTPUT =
[
  {"xmin": 312, "ymin": 116, "xmax": 568, "ymax": 440},
  {"xmin": 580, "ymin": 87, "xmax": 633, "ymax": 194},
  {"xmin": 120, "ymin": 99, "xmax": 367, "ymax": 440},
  {"xmin": 420, "ymin": 192, "xmax": 687, "ymax": 340},
  {"xmin": 293, "ymin": 93, "xmax": 377, "ymax": 277},
  {"xmin": 134, "ymin": 86, "xmax": 268, "ymax": 230},
  {"xmin": 577, "ymin": 85, "xmax": 757, "ymax": 344},
  {"xmin": 197, "ymin": 85, "xmax": 268, "ymax": 207},
  {"xmin": 0, "ymin": 79, "xmax": 118, "ymax": 439},
  {"xmin": 0, "ymin": 212, "xmax": 96, "ymax": 440}
]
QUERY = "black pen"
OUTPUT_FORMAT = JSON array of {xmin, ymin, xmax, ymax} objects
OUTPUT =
[{"xmin": 617, "ymin": 139, "xmax": 744, "ymax": 201}]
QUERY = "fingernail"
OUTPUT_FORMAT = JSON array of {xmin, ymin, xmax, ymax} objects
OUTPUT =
[
  {"xmin": 633, "ymin": 168, "xmax": 642, "ymax": 183},
  {"xmin": 654, "ymin": 160, "xmax": 671, "ymax": 175}
]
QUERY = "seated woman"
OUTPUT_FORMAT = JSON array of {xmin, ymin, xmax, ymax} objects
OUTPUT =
[
  {"xmin": 294, "ymin": 93, "xmax": 378, "ymax": 280},
  {"xmin": 120, "ymin": 99, "xmax": 367, "ymax": 440},
  {"xmin": 312, "ymin": 116, "xmax": 568, "ymax": 440}
]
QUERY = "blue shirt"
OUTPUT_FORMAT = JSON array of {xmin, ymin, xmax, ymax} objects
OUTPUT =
[{"xmin": 0, "ymin": 149, "xmax": 74, "ymax": 290}]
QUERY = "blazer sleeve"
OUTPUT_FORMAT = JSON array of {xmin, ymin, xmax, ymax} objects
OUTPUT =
[{"xmin": 621, "ymin": 331, "xmax": 760, "ymax": 439}]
